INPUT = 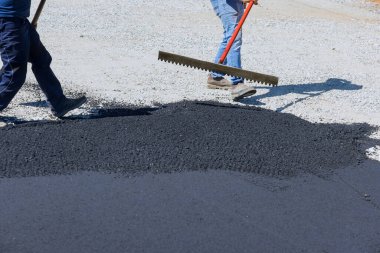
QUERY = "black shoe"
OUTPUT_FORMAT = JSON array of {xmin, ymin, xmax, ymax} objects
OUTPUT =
[{"xmin": 52, "ymin": 96, "xmax": 87, "ymax": 118}]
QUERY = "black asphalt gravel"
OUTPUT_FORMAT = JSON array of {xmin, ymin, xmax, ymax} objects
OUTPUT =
[
  {"xmin": 0, "ymin": 101, "xmax": 377, "ymax": 178},
  {"xmin": 1, "ymin": 101, "xmax": 380, "ymax": 253}
]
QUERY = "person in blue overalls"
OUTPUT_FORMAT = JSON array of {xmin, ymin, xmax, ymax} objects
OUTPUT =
[
  {"xmin": 207, "ymin": 0, "xmax": 258, "ymax": 101},
  {"xmin": 0, "ymin": 0, "xmax": 86, "ymax": 118}
]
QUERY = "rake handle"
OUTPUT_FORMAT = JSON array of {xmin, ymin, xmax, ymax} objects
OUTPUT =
[
  {"xmin": 31, "ymin": 0, "xmax": 47, "ymax": 28},
  {"xmin": 218, "ymin": 0, "xmax": 255, "ymax": 64}
]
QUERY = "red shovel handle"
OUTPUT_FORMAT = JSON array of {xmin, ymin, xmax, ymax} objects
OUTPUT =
[{"xmin": 218, "ymin": 0, "xmax": 255, "ymax": 64}]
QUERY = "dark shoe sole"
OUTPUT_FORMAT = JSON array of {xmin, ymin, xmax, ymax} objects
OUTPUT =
[
  {"xmin": 232, "ymin": 89, "xmax": 257, "ymax": 101},
  {"xmin": 54, "ymin": 97, "xmax": 87, "ymax": 118}
]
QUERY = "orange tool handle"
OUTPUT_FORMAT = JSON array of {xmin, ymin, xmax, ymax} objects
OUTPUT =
[{"xmin": 218, "ymin": 0, "xmax": 255, "ymax": 64}]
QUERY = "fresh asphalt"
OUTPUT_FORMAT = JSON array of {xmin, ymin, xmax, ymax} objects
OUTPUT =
[{"xmin": 1, "ymin": 102, "xmax": 379, "ymax": 253}]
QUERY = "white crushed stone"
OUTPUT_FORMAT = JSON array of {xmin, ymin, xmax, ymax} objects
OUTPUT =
[
  {"xmin": 1, "ymin": 0, "xmax": 379, "ymax": 160},
  {"xmin": 366, "ymin": 146, "xmax": 380, "ymax": 162}
]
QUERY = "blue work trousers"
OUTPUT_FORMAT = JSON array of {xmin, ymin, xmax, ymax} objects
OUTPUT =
[
  {"xmin": 0, "ymin": 17, "xmax": 64, "ymax": 111},
  {"xmin": 210, "ymin": 0, "xmax": 244, "ymax": 84}
]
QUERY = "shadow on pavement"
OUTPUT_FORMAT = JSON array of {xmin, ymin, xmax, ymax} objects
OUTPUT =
[
  {"xmin": 19, "ymin": 101, "xmax": 49, "ymax": 108},
  {"xmin": 66, "ymin": 107, "xmax": 160, "ymax": 120},
  {"xmin": 241, "ymin": 78, "xmax": 362, "ymax": 112},
  {"xmin": 0, "ymin": 115, "xmax": 20, "ymax": 122},
  {"xmin": 0, "ymin": 107, "xmax": 160, "ymax": 126}
]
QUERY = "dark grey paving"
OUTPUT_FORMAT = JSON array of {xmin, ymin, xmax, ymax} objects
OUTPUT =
[
  {"xmin": 0, "ymin": 101, "xmax": 379, "ymax": 252},
  {"xmin": 0, "ymin": 161, "xmax": 379, "ymax": 253}
]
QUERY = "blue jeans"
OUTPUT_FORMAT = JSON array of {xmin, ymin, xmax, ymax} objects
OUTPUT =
[
  {"xmin": 210, "ymin": 0, "xmax": 244, "ymax": 84},
  {"xmin": 0, "ymin": 17, "xmax": 64, "ymax": 111}
]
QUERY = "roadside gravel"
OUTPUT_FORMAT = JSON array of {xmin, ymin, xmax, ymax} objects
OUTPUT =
[{"xmin": 1, "ymin": 0, "xmax": 379, "ymax": 157}]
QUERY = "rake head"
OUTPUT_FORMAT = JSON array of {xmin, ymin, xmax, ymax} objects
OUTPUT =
[{"xmin": 158, "ymin": 51, "xmax": 279, "ymax": 86}]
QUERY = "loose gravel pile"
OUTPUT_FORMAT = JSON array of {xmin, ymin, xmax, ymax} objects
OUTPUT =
[
  {"xmin": 2, "ymin": 0, "xmax": 378, "ymax": 128},
  {"xmin": 0, "ymin": 102, "xmax": 377, "ymax": 178}
]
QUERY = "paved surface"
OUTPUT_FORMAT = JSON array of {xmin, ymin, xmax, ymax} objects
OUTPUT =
[
  {"xmin": 1, "ymin": 162, "xmax": 380, "ymax": 253},
  {"xmin": 0, "ymin": 102, "xmax": 377, "ymax": 178},
  {"xmin": 1, "ymin": 102, "xmax": 380, "ymax": 253}
]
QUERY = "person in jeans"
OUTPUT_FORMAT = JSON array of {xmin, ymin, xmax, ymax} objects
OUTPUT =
[
  {"xmin": 208, "ymin": 0, "xmax": 258, "ymax": 100},
  {"xmin": 0, "ymin": 0, "xmax": 86, "ymax": 119}
]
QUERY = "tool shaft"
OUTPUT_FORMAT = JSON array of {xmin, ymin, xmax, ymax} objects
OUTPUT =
[
  {"xmin": 31, "ymin": 0, "xmax": 47, "ymax": 28},
  {"xmin": 218, "ymin": 1, "xmax": 254, "ymax": 64}
]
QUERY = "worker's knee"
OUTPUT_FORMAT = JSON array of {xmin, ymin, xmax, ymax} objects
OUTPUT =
[
  {"xmin": 234, "ymin": 31, "xmax": 242, "ymax": 45},
  {"xmin": 1, "ymin": 62, "xmax": 28, "ymax": 85},
  {"xmin": 31, "ymin": 51, "xmax": 52, "ymax": 69},
  {"xmin": 0, "ymin": 63, "xmax": 27, "ymax": 110},
  {"xmin": 224, "ymin": 30, "xmax": 242, "ymax": 51}
]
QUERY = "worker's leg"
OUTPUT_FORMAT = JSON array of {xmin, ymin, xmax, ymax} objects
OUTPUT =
[
  {"xmin": 220, "ymin": 0, "xmax": 244, "ymax": 84},
  {"xmin": 28, "ymin": 21, "xmax": 86, "ymax": 118},
  {"xmin": 0, "ymin": 18, "xmax": 30, "ymax": 111},
  {"xmin": 214, "ymin": 0, "xmax": 244, "ymax": 84},
  {"xmin": 28, "ymin": 21, "xmax": 65, "ymax": 109},
  {"xmin": 211, "ymin": 0, "xmax": 229, "ymax": 79}
]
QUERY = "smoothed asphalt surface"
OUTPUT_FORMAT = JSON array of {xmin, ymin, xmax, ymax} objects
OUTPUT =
[{"xmin": 1, "ymin": 101, "xmax": 380, "ymax": 253}]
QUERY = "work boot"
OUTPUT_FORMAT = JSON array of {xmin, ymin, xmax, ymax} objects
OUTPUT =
[
  {"xmin": 51, "ymin": 96, "xmax": 87, "ymax": 118},
  {"xmin": 230, "ymin": 83, "xmax": 257, "ymax": 101},
  {"xmin": 207, "ymin": 74, "xmax": 233, "ymax": 90}
]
